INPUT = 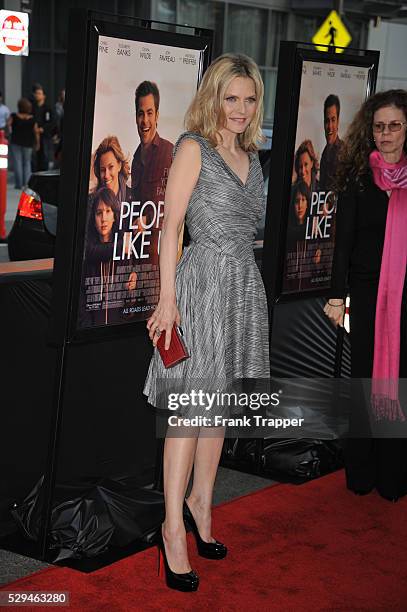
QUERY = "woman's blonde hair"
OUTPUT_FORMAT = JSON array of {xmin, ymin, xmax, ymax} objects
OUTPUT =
[{"xmin": 185, "ymin": 53, "xmax": 264, "ymax": 151}]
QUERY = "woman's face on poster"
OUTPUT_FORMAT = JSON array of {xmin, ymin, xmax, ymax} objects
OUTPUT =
[
  {"xmin": 99, "ymin": 151, "xmax": 121, "ymax": 195},
  {"xmin": 298, "ymin": 152, "xmax": 313, "ymax": 187},
  {"xmin": 294, "ymin": 192, "xmax": 308, "ymax": 224},
  {"xmin": 95, "ymin": 200, "xmax": 115, "ymax": 242}
]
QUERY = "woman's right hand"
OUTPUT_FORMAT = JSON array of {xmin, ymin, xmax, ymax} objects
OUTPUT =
[
  {"xmin": 147, "ymin": 296, "xmax": 181, "ymax": 349},
  {"xmin": 323, "ymin": 298, "xmax": 345, "ymax": 327}
]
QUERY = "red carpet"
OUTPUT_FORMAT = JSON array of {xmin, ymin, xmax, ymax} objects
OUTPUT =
[{"xmin": 2, "ymin": 470, "xmax": 407, "ymax": 611}]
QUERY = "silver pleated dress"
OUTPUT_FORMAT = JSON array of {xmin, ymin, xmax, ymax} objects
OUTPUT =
[{"xmin": 143, "ymin": 131, "xmax": 270, "ymax": 418}]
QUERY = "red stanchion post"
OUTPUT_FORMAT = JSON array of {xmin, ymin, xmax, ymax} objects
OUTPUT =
[{"xmin": 0, "ymin": 129, "xmax": 8, "ymax": 240}]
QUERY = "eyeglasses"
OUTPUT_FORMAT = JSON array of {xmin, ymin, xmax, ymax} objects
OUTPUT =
[{"xmin": 372, "ymin": 121, "xmax": 407, "ymax": 133}]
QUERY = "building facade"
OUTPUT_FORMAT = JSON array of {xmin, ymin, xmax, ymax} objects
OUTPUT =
[{"xmin": 0, "ymin": 0, "xmax": 406, "ymax": 126}]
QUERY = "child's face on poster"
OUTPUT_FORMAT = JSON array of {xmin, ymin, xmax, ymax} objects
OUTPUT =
[
  {"xmin": 294, "ymin": 192, "xmax": 308, "ymax": 224},
  {"xmin": 95, "ymin": 201, "xmax": 115, "ymax": 242}
]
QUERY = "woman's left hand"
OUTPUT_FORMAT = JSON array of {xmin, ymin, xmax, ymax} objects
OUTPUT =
[
  {"xmin": 147, "ymin": 296, "xmax": 180, "ymax": 349},
  {"xmin": 323, "ymin": 299, "xmax": 345, "ymax": 327}
]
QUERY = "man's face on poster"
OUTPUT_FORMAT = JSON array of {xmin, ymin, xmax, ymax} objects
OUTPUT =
[
  {"xmin": 136, "ymin": 93, "xmax": 159, "ymax": 146},
  {"xmin": 324, "ymin": 104, "xmax": 339, "ymax": 145}
]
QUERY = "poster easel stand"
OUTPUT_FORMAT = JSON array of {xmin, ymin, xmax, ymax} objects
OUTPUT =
[
  {"xmin": 257, "ymin": 41, "xmax": 380, "ymax": 475},
  {"xmin": 32, "ymin": 9, "xmax": 212, "ymax": 561},
  {"xmin": 38, "ymin": 343, "xmax": 68, "ymax": 560}
]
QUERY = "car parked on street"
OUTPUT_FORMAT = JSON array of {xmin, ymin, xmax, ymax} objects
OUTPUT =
[{"xmin": 7, "ymin": 170, "xmax": 59, "ymax": 261}]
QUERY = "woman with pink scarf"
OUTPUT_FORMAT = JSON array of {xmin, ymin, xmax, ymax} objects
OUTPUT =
[{"xmin": 324, "ymin": 89, "xmax": 407, "ymax": 502}]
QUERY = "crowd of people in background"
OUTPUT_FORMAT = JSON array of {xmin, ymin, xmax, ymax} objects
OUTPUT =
[{"xmin": 1, "ymin": 83, "xmax": 65, "ymax": 190}]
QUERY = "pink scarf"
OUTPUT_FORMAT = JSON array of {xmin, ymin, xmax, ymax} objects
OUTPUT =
[{"xmin": 369, "ymin": 150, "xmax": 407, "ymax": 421}]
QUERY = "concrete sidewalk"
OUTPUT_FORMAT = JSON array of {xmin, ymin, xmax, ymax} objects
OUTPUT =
[
  {"xmin": 0, "ymin": 172, "xmax": 22, "ymax": 263},
  {"xmin": 5, "ymin": 172, "xmax": 20, "ymax": 232}
]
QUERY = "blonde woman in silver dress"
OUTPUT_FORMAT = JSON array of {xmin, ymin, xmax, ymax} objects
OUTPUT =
[{"xmin": 144, "ymin": 53, "xmax": 269, "ymax": 591}]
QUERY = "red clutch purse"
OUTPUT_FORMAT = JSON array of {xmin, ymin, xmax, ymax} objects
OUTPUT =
[{"xmin": 157, "ymin": 324, "xmax": 190, "ymax": 368}]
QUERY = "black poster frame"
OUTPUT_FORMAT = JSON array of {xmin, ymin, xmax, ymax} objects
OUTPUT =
[
  {"xmin": 262, "ymin": 42, "xmax": 380, "ymax": 306},
  {"xmin": 50, "ymin": 9, "xmax": 213, "ymax": 346}
]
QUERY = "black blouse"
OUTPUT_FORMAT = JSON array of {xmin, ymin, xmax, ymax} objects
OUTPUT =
[
  {"xmin": 330, "ymin": 174, "xmax": 389, "ymax": 297},
  {"xmin": 10, "ymin": 114, "xmax": 36, "ymax": 148}
]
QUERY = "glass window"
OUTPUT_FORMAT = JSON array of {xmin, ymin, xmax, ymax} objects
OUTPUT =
[
  {"xmin": 294, "ymin": 15, "xmax": 317, "ymax": 46},
  {"xmin": 55, "ymin": 2, "xmax": 70, "ymax": 49},
  {"xmin": 267, "ymin": 11, "xmax": 288, "ymax": 67},
  {"xmin": 118, "ymin": 0, "xmax": 149, "ymax": 17},
  {"xmin": 55, "ymin": 0, "xmax": 129, "ymax": 50},
  {"xmin": 22, "ymin": 54, "xmax": 51, "ymax": 100},
  {"xmin": 30, "ymin": 0, "xmax": 51, "ymax": 49},
  {"xmin": 55, "ymin": 53, "xmax": 67, "ymax": 98},
  {"xmin": 346, "ymin": 18, "xmax": 364, "ymax": 48},
  {"xmin": 262, "ymin": 69, "xmax": 278, "ymax": 126},
  {"xmin": 225, "ymin": 4, "xmax": 268, "ymax": 66},
  {"xmin": 179, "ymin": 0, "xmax": 224, "ymax": 58},
  {"xmin": 152, "ymin": 0, "xmax": 176, "ymax": 23}
]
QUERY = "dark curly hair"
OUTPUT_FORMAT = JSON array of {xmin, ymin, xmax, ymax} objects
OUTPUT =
[{"xmin": 335, "ymin": 89, "xmax": 407, "ymax": 191}]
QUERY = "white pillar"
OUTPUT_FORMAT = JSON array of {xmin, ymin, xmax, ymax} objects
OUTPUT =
[
  {"xmin": 3, "ymin": 0, "xmax": 23, "ymax": 111},
  {"xmin": 368, "ymin": 19, "xmax": 407, "ymax": 92}
]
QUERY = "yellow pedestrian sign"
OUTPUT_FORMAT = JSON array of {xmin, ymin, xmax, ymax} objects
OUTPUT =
[{"xmin": 312, "ymin": 10, "xmax": 352, "ymax": 53}]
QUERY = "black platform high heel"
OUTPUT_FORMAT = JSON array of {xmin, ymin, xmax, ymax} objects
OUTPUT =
[
  {"xmin": 183, "ymin": 500, "xmax": 227, "ymax": 560},
  {"xmin": 157, "ymin": 532, "xmax": 199, "ymax": 592}
]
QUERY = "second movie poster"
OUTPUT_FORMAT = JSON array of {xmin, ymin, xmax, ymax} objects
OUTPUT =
[
  {"xmin": 283, "ymin": 59, "xmax": 371, "ymax": 294},
  {"xmin": 77, "ymin": 36, "xmax": 202, "ymax": 329}
]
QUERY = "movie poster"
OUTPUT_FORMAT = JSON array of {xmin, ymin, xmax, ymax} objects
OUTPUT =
[
  {"xmin": 77, "ymin": 36, "xmax": 202, "ymax": 329},
  {"xmin": 282, "ymin": 60, "xmax": 371, "ymax": 294}
]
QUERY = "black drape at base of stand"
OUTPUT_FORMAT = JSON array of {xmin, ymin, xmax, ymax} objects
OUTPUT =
[
  {"xmin": 1, "ymin": 280, "xmax": 57, "ymax": 526},
  {"xmin": 1, "ymin": 279, "xmax": 159, "ymax": 561},
  {"xmin": 12, "ymin": 475, "xmax": 164, "ymax": 561},
  {"xmin": 221, "ymin": 297, "xmax": 349, "ymax": 482}
]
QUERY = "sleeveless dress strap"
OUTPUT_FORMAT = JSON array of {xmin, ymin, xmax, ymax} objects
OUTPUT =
[{"xmin": 173, "ymin": 131, "xmax": 212, "ymax": 161}]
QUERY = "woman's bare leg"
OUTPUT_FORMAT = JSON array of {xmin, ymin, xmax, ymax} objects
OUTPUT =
[
  {"xmin": 186, "ymin": 429, "xmax": 225, "ymax": 542},
  {"xmin": 162, "ymin": 433, "xmax": 198, "ymax": 572}
]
